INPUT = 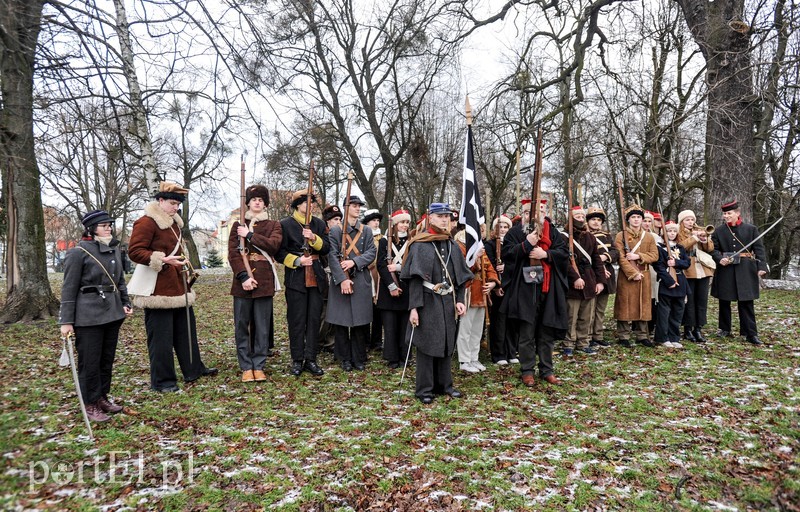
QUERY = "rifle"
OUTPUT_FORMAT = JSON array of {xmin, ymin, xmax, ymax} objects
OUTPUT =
[
  {"xmin": 302, "ymin": 161, "xmax": 317, "ymax": 287},
  {"xmin": 238, "ymin": 155, "xmax": 255, "ymax": 282},
  {"xmin": 527, "ymin": 124, "xmax": 544, "ymax": 267},
  {"xmin": 386, "ymin": 201, "xmax": 402, "ymax": 290},
  {"xmin": 341, "ymin": 170, "xmax": 355, "ymax": 277},
  {"xmin": 617, "ymin": 178, "xmax": 631, "ymax": 254},
  {"xmin": 567, "ymin": 179, "xmax": 579, "ymax": 275},
  {"xmin": 657, "ymin": 198, "xmax": 677, "ymax": 281},
  {"xmin": 494, "ymin": 205, "xmax": 502, "ymax": 269}
]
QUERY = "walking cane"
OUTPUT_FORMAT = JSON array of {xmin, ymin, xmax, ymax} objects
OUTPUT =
[
  {"xmin": 62, "ymin": 333, "xmax": 94, "ymax": 441},
  {"xmin": 399, "ymin": 325, "xmax": 415, "ymax": 386}
]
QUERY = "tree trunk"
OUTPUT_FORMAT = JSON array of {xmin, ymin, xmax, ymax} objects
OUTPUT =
[
  {"xmin": 0, "ymin": 0, "xmax": 59, "ymax": 322},
  {"xmin": 676, "ymin": 0, "xmax": 755, "ymax": 219},
  {"xmin": 112, "ymin": 0, "xmax": 160, "ymax": 195}
]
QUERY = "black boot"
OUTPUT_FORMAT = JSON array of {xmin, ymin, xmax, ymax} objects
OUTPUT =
[
  {"xmin": 683, "ymin": 327, "xmax": 697, "ymax": 342},
  {"xmin": 693, "ymin": 328, "xmax": 707, "ymax": 343}
]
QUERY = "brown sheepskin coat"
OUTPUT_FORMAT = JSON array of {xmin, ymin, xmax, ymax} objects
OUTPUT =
[
  {"xmin": 128, "ymin": 202, "xmax": 196, "ymax": 309},
  {"xmin": 613, "ymin": 228, "xmax": 659, "ymax": 321}
]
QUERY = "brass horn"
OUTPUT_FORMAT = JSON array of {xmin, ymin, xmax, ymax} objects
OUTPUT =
[{"xmin": 704, "ymin": 225, "xmax": 715, "ymax": 235}]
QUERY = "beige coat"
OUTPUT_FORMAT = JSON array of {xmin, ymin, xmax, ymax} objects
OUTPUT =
[
  {"xmin": 677, "ymin": 227, "xmax": 715, "ymax": 279},
  {"xmin": 613, "ymin": 228, "xmax": 659, "ymax": 321}
]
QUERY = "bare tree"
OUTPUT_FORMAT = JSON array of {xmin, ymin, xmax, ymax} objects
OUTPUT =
[{"xmin": 252, "ymin": 0, "xmax": 521, "ymax": 213}]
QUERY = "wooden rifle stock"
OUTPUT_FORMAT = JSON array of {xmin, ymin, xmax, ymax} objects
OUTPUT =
[
  {"xmin": 617, "ymin": 179, "xmax": 630, "ymax": 254},
  {"xmin": 528, "ymin": 125, "xmax": 544, "ymax": 267},
  {"xmin": 567, "ymin": 179, "xmax": 579, "ymax": 275},
  {"xmin": 657, "ymin": 198, "xmax": 677, "ymax": 281},
  {"xmin": 302, "ymin": 161, "xmax": 317, "ymax": 287},
  {"xmin": 494, "ymin": 207, "xmax": 502, "ymax": 269},
  {"xmin": 386, "ymin": 201, "xmax": 402, "ymax": 290},
  {"xmin": 239, "ymin": 155, "xmax": 254, "ymax": 281},
  {"xmin": 341, "ymin": 170, "xmax": 355, "ymax": 278}
]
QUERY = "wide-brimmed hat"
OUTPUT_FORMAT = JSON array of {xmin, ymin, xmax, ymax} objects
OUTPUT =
[{"xmin": 291, "ymin": 189, "xmax": 317, "ymax": 209}]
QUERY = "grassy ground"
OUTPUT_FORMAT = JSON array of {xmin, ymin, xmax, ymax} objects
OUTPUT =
[{"xmin": 0, "ymin": 273, "xmax": 798, "ymax": 511}]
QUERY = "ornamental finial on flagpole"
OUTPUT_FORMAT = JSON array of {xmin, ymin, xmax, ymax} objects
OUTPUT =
[{"xmin": 465, "ymin": 96, "xmax": 473, "ymax": 126}]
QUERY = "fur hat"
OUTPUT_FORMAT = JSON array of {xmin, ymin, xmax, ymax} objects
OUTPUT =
[
  {"xmin": 391, "ymin": 209, "xmax": 411, "ymax": 223},
  {"xmin": 721, "ymin": 200, "xmax": 739, "ymax": 212},
  {"xmin": 677, "ymin": 209, "xmax": 695, "ymax": 226},
  {"xmin": 664, "ymin": 220, "xmax": 678, "ymax": 230},
  {"xmin": 625, "ymin": 204, "xmax": 645, "ymax": 221},
  {"xmin": 643, "ymin": 210, "xmax": 655, "ymax": 221},
  {"xmin": 154, "ymin": 181, "xmax": 189, "ymax": 202},
  {"xmin": 586, "ymin": 207, "xmax": 606, "ymax": 222},
  {"xmin": 362, "ymin": 209, "xmax": 383, "ymax": 223},
  {"xmin": 491, "ymin": 214, "xmax": 512, "ymax": 230},
  {"xmin": 322, "ymin": 205, "xmax": 342, "ymax": 221},
  {"xmin": 290, "ymin": 189, "xmax": 317, "ymax": 209},
  {"xmin": 245, "ymin": 184, "xmax": 270, "ymax": 206},
  {"xmin": 571, "ymin": 205, "xmax": 586, "ymax": 217},
  {"xmin": 81, "ymin": 210, "xmax": 113, "ymax": 230}
]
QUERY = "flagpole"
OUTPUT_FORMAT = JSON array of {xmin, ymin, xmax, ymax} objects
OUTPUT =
[{"xmin": 515, "ymin": 148, "xmax": 521, "ymax": 216}]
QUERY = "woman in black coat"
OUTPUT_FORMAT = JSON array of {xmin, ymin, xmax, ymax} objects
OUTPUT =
[
  {"xmin": 376, "ymin": 209, "xmax": 412, "ymax": 368},
  {"xmin": 59, "ymin": 210, "xmax": 132, "ymax": 422},
  {"xmin": 652, "ymin": 221, "xmax": 690, "ymax": 348}
]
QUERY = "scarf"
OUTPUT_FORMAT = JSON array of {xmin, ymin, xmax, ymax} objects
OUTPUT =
[{"xmin": 539, "ymin": 221, "xmax": 552, "ymax": 293}]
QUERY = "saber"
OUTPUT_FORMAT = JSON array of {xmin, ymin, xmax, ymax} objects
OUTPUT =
[
  {"xmin": 181, "ymin": 263, "xmax": 193, "ymax": 365},
  {"xmin": 64, "ymin": 333, "xmax": 94, "ymax": 440},
  {"xmin": 399, "ymin": 325, "xmax": 415, "ymax": 386},
  {"xmin": 728, "ymin": 216, "xmax": 783, "ymax": 259}
]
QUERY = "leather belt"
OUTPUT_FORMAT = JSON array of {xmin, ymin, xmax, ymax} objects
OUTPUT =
[
  {"xmin": 423, "ymin": 281, "xmax": 452, "ymax": 295},
  {"xmin": 248, "ymin": 253, "xmax": 267, "ymax": 262},
  {"xmin": 80, "ymin": 285, "xmax": 117, "ymax": 294},
  {"xmin": 738, "ymin": 252, "xmax": 754, "ymax": 258}
]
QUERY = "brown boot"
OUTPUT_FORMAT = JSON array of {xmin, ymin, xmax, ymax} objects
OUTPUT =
[
  {"xmin": 252, "ymin": 370, "xmax": 267, "ymax": 381},
  {"xmin": 242, "ymin": 370, "xmax": 255, "ymax": 382},
  {"xmin": 85, "ymin": 402, "xmax": 111, "ymax": 422},
  {"xmin": 98, "ymin": 396, "xmax": 123, "ymax": 414}
]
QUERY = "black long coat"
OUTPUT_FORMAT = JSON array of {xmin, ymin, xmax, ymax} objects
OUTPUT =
[
  {"xmin": 400, "ymin": 237, "xmax": 472, "ymax": 358},
  {"xmin": 710, "ymin": 222, "xmax": 767, "ymax": 302},
  {"xmin": 564, "ymin": 228, "xmax": 608, "ymax": 301},
  {"xmin": 276, "ymin": 214, "xmax": 330, "ymax": 295},
  {"xmin": 500, "ymin": 219, "xmax": 569, "ymax": 335},
  {"xmin": 653, "ymin": 242, "xmax": 691, "ymax": 298},
  {"xmin": 376, "ymin": 237, "xmax": 409, "ymax": 311},
  {"xmin": 591, "ymin": 229, "xmax": 619, "ymax": 294}
]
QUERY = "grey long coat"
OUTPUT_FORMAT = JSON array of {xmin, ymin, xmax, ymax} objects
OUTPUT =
[
  {"xmin": 326, "ymin": 222, "xmax": 376, "ymax": 327},
  {"xmin": 400, "ymin": 237, "xmax": 472, "ymax": 358},
  {"xmin": 59, "ymin": 240, "xmax": 130, "ymax": 327}
]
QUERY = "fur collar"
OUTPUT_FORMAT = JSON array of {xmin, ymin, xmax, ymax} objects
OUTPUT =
[
  {"xmin": 244, "ymin": 210, "xmax": 271, "ymax": 222},
  {"xmin": 144, "ymin": 201, "xmax": 184, "ymax": 230}
]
